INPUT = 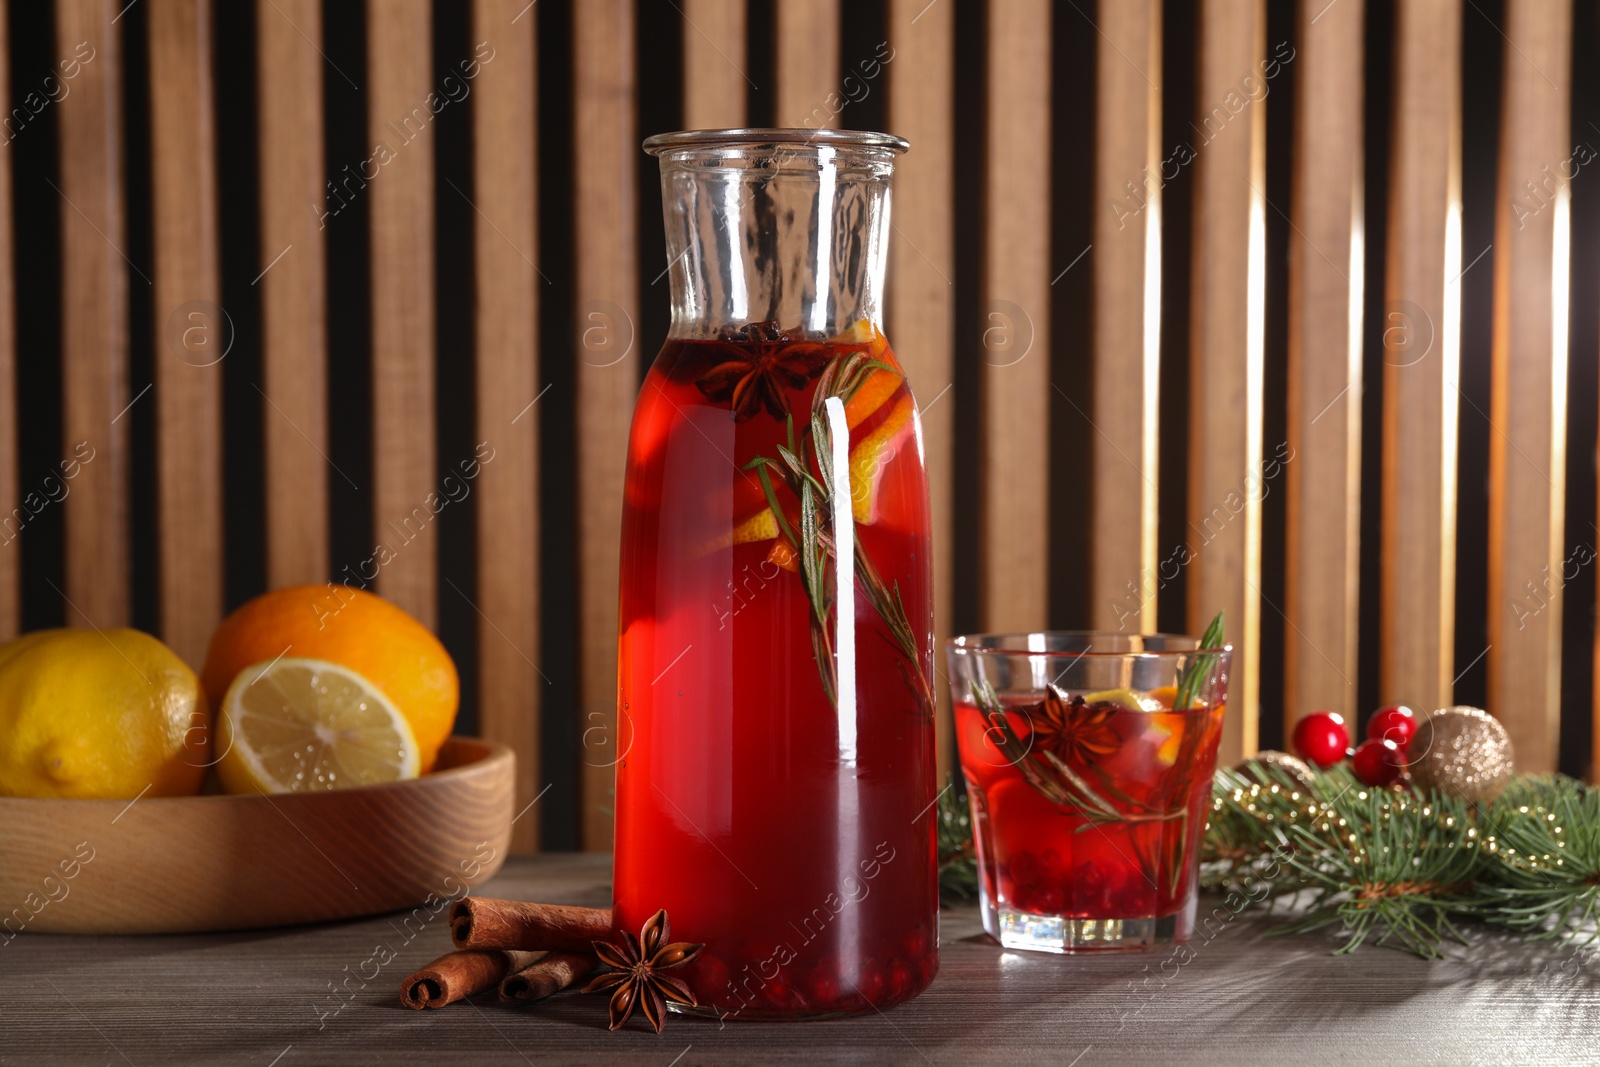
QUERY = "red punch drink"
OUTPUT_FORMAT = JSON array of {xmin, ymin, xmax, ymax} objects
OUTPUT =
[
  {"xmin": 947, "ymin": 632, "xmax": 1230, "ymax": 951},
  {"xmin": 615, "ymin": 131, "xmax": 937, "ymax": 1018}
]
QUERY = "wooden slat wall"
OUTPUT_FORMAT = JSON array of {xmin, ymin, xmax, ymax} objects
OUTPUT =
[
  {"xmin": 56, "ymin": 0, "xmax": 129, "ymax": 630},
  {"xmin": 574, "ymin": 0, "xmax": 637, "ymax": 850},
  {"xmin": 1189, "ymin": 0, "xmax": 1266, "ymax": 764},
  {"xmin": 21, "ymin": 0, "xmax": 1600, "ymax": 841},
  {"xmin": 1285, "ymin": 0, "xmax": 1363, "ymax": 727},
  {"xmin": 472, "ymin": 0, "xmax": 542, "ymax": 853},
  {"xmin": 0, "ymin": 0, "xmax": 15, "ymax": 642},
  {"xmin": 257, "ymin": 0, "xmax": 328, "ymax": 589},
  {"xmin": 367, "ymin": 0, "xmax": 437, "ymax": 629},
  {"xmin": 1488, "ymin": 1, "xmax": 1571, "ymax": 774},
  {"xmin": 1089, "ymin": 0, "xmax": 1162, "ymax": 634},
  {"xmin": 775, "ymin": 0, "xmax": 838, "ymax": 128},
  {"xmin": 888, "ymin": 0, "xmax": 956, "ymax": 777},
  {"xmin": 683, "ymin": 0, "xmax": 746, "ymax": 129},
  {"xmin": 1382, "ymin": 0, "xmax": 1461, "ymax": 715},
  {"xmin": 148, "ymin": 0, "xmax": 223, "ymax": 670},
  {"xmin": 980, "ymin": 0, "xmax": 1050, "ymax": 634}
]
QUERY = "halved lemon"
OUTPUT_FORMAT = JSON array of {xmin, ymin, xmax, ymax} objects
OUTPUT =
[{"xmin": 216, "ymin": 657, "xmax": 421, "ymax": 795}]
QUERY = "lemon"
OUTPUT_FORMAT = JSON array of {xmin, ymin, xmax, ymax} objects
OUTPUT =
[
  {"xmin": 0, "ymin": 628, "xmax": 207, "ymax": 799},
  {"xmin": 1083, "ymin": 687, "xmax": 1166, "ymax": 713},
  {"xmin": 216, "ymin": 657, "xmax": 420, "ymax": 794}
]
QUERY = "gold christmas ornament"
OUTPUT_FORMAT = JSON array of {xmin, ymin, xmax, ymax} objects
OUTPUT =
[
  {"xmin": 1234, "ymin": 749, "xmax": 1316, "ymax": 788},
  {"xmin": 1407, "ymin": 706, "xmax": 1514, "ymax": 803}
]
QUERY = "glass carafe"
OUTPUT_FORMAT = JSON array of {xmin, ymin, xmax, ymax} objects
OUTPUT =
[{"xmin": 614, "ymin": 129, "xmax": 937, "ymax": 1019}]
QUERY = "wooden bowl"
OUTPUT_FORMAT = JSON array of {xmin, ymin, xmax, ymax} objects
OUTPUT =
[{"xmin": 0, "ymin": 737, "xmax": 514, "ymax": 935}]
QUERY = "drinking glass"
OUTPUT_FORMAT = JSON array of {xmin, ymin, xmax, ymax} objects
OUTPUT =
[{"xmin": 947, "ymin": 632, "xmax": 1230, "ymax": 951}]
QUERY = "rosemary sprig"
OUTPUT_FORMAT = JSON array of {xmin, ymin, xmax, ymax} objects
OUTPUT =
[
  {"xmin": 742, "ymin": 346, "xmax": 935, "ymax": 715},
  {"xmin": 1174, "ymin": 611, "xmax": 1225, "ymax": 710}
]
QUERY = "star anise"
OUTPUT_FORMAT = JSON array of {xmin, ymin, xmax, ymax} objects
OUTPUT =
[
  {"xmin": 1026, "ymin": 686, "xmax": 1121, "ymax": 766},
  {"xmin": 582, "ymin": 909, "xmax": 703, "ymax": 1033},
  {"xmin": 695, "ymin": 321, "xmax": 832, "ymax": 422}
]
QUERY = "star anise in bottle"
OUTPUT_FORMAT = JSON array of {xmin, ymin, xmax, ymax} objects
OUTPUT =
[
  {"xmin": 695, "ymin": 321, "xmax": 832, "ymax": 422},
  {"xmin": 1026, "ymin": 686, "xmax": 1121, "ymax": 767},
  {"xmin": 582, "ymin": 908, "xmax": 704, "ymax": 1033}
]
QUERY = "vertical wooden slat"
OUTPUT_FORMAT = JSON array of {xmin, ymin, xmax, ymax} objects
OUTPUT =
[
  {"xmin": 0, "ymin": 0, "xmax": 16, "ymax": 641},
  {"xmin": 56, "ymin": 0, "xmax": 129, "ymax": 628},
  {"xmin": 1188, "ymin": 0, "xmax": 1266, "ymax": 763},
  {"xmin": 682, "ymin": 0, "xmax": 746, "ymax": 129},
  {"xmin": 979, "ymin": 0, "xmax": 1051, "ymax": 634},
  {"xmin": 1285, "ymin": 0, "xmax": 1363, "ymax": 727},
  {"xmin": 775, "ymin": 0, "xmax": 839, "ymax": 128},
  {"xmin": 1089, "ymin": 0, "xmax": 1161, "ymax": 633},
  {"xmin": 575, "ymin": 0, "xmax": 637, "ymax": 850},
  {"xmin": 367, "ymin": 1, "xmax": 436, "ymax": 628},
  {"xmin": 888, "ymin": 0, "xmax": 955, "ymax": 776},
  {"xmin": 149, "ymin": 0, "xmax": 223, "ymax": 668},
  {"xmin": 257, "ymin": 0, "xmax": 328, "ymax": 588},
  {"xmin": 472, "ymin": 0, "xmax": 541, "ymax": 853},
  {"xmin": 1382, "ymin": 0, "xmax": 1461, "ymax": 715},
  {"xmin": 1489, "ymin": 1, "xmax": 1571, "ymax": 774}
]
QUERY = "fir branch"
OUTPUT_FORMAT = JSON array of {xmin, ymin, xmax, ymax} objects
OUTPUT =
[
  {"xmin": 1473, "ymin": 776, "xmax": 1600, "ymax": 944},
  {"xmin": 936, "ymin": 746, "xmax": 1600, "ymax": 956},
  {"xmin": 936, "ymin": 779, "xmax": 979, "ymax": 904}
]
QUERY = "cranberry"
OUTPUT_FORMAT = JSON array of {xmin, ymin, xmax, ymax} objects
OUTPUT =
[
  {"xmin": 686, "ymin": 953, "xmax": 730, "ymax": 1009},
  {"xmin": 1367, "ymin": 705, "xmax": 1419, "ymax": 751},
  {"xmin": 885, "ymin": 959, "xmax": 916, "ymax": 1001},
  {"xmin": 1352, "ymin": 738, "xmax": 1405, "ymax": 787},
  {"xmin": 1035, "ymin": 886, "xmax": 1067, "ymax": 914},
  {"xmin": 1292, "ymin": 711, "xmax": 1350, "ymax": 767},
  {"xmin": 854, "ymin": 965, "xmax": 885, "ymax": 1005},
  {"xmin": 763, "ymin": 975, "xmax": 799, "ymax": 1011},
  {"xmin": 804, "ymin": 968, "xmax": 839, "ymax": 1009},
  {"xmin": 901, "ymin": 924, "xmax": 930, "ymax": 960}
]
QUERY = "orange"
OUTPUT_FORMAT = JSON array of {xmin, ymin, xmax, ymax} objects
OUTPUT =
[
  {"xmin": 847, "ymin": 395, "xmax": 915, "ymax": 524},
  {"xmin": 201, "ymin": 585, "xmax": 458, "ymax": 773}
]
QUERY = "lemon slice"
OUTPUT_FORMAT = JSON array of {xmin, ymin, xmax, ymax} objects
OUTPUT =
[
  {"xmin": 217, "ymin": 657, "xmax": 420, "ymax": 794},
  {"xmin": 1082, "ymin": 687, "xmax": 1165, "ymax": 713}
]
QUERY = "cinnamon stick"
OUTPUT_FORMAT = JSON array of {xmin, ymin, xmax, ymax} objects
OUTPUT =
[
  {"xmin": 498, "ymin": 951, "xmax": 596, "ymax": 1003},
  {"xmin": 449, "ymin": 897, "xmax": 612, "ymax": 953},
  {"xmin": 399, "ymin": 949, "xmax": 541, "ymax": 1010}
]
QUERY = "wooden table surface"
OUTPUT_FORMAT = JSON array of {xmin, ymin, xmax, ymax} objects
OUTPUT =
[{"xmin": 4, "ymin": 853, "xmax": 1597, "ymax": 1065}]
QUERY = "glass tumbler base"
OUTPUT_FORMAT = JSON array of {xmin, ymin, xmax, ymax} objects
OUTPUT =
[{"xmin": 987, "ymin": 892, "xmax": 1197, "ymax": 952}]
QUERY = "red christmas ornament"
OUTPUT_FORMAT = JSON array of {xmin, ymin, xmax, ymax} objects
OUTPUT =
[
  {"xmin": 1352, "ymin": 738, "xmax": 1405, "ymax": 787},
  {"xmin": 1292, "ymin": 711, "xmax": 1350, "ymax": 768},
  {"xmin": 1367, "ymin": 705, "xmax": 1419, "ymax": 751}
]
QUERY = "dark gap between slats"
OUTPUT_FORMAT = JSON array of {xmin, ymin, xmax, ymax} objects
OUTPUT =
[
  {"xmin": 1453, "ymin": 0, "xmax": 1503, "ymax": 711},
  {"xmin": 636, "ymin": 0, "xmax": 682, "ymax": 377},
  {"xmin": 1156, "ymin": 0, "xmax": 1197, "ymax": 637},
  {"xmin": 320, "ymin": 0, "xmax": 376, "ymax": 600},
  {"xmin": 745, "ymin": 0, "xmax": 774, "ymax": 127},
  {"xmin": 1560, "ymin": 0, "xmax": 1598, "ymax": 780},
  {"xmin": 537, "ymin": 0, "xmax": 580, "ymax": 849},
  {"xmin": 10, "ymin": 0, "xmax": 65, "ymax": 630},
  {"xmin": 1256, "ymin": 0, "xmax": 1296, "ymax": 752},
  {"xmin": 838, "ymin": 0, "xmax": 887, "ymax": 136},
  {"xmin": 122, "ymin": 0, "xmax": 155, "ymax": 636},
  {"xmin": 1357, "ymin": 0, "xmax": 1393, "ymax": 723},
  {"xmin": 214, "ymin": 0, "xmax": 266, "ymax": 613},
  {"xmin": 948, "ymin": 0, "xmax": 984, "ymax": 640},
  {"xmin": 1047, "ymin": 0, "xmax": 1093, "ymax": 630},
  {"xmin": 435, "ymin": 0, "xmax": 478, "ymax": 739}
]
